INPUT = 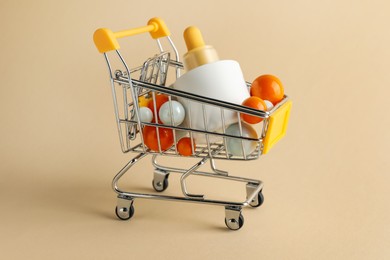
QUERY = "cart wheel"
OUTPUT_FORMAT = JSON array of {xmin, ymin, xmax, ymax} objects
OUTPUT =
[
  {"xmin": 225, "ymin": 214, "xmax": 244, "ymax": 231},
  {"xmin": 115, "ymin": 204, "xmax": 135, "ymax": 220},
  {"xmin": 250, "ymin": 190, "xmax": 264, "ymax": 208},
  {"xmin": 152, "ymin": 174, "xmax": 169, "ymax": 192}
]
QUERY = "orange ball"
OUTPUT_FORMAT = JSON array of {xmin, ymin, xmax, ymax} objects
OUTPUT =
[
  {"xmin": 177, "ymin": 137, "xmax": 196, "ymax": 156},
  {"xmin": 142, "ymin": 125, "xmax": 173, "ymax": 151},
  {"xmin": 250, "ymin": 75, "xmax": 284, "ymax": 105},
  {"xmin": 241, "ymin": 97, "xmax": 267, "ymax": 124},
  {"xmin": 147, "ymin": 94, "xmax": 169, "ymax": 123}
]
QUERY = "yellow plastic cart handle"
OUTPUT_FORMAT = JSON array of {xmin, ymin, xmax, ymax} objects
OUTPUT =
[{"xmin": 93, "ymin": 17, "xmax": 170, "ymax": 53}]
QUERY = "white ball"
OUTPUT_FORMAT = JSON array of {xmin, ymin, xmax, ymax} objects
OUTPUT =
[
  {"xmin": 225, "ymin": 122, "xmax": 258, "ymax": 157},
  {"xmin": 159, "ymin": 100, "xmax": 185, "ymax": 126},
  {"xmin": 264, "ymin": 100, "xmax": 274, "ymax": 111},
  {"xmin": 138, "ymin": 106, "xmax": 153, "ymax": 123}
]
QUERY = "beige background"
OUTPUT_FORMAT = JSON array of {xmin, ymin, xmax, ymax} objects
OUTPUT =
[{"xmin": 1, "ymin": 0, "xmax": 389, "ymax": 259}]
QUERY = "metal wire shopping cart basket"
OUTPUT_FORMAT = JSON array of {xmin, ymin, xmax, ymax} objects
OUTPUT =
[{"xmin": 93, "ymin": 18, "xmax": 292, "ymax": 230}]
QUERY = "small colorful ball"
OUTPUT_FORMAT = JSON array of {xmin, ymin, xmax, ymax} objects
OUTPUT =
[
  {"xmin": 159, "ymin": 100, "xmax": 185, "ymax": 126},
  {"xmin": 241, "ymin": 96, "xmax": 267, "ymax": 124},
  {"xmin": 147, "ymin": 94, "xmax": 169, "ymax": 114},
  {"xmin": 142, "ymin": 126, "xmax": 174, "ymax": 151},
  {"xmin": 138, "ymin": 107, "xmax": 153, "ymax": 123},
  {"xmin": 250, "ymin": 74, "xmax": 284, "ymax": 105},
  {"xmin": 177, "ymin": 137, "xmax": 196, "ymax": 156},
  {"xmin": 264, "ymin": 100, "xmax": 274, "ymax": 111},
  {"xmin": 225, "ymin": 123, "xmax": 258, "ymax": 157}
]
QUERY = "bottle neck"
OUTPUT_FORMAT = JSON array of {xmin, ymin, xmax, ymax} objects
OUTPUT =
[{"xmin": 183, "ymin": 45, "xmax": 219, "ymax": 71}]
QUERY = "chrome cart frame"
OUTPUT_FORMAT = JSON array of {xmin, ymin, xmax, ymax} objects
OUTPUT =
[{"xmin": 93, "ymin": 18, "xmax": 291, "ymax": 230}]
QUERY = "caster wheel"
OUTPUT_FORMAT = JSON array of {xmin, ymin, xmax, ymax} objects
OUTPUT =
[
  {"xmin": 152, "ymin": 174, "xmax": 169, "ymax": 192},
  {"xmin": 250, "ymin": 190, "xmax": 264, "ymax": 208},
  {"xmin": 115, "ymin": 203, "xmax": 135, "ymax": 220},
  {"xmin": 225, "ymin": 214, "xmax": 244, "ymax": 231}
]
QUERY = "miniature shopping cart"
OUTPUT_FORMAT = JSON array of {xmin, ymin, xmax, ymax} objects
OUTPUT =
[{"xmin": 93, "ymin": 18, "xmax": 291, "ymax": 230}]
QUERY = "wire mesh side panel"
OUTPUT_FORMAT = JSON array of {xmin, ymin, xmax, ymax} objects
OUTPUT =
[
  {"xmin": 125, "ymin": 78, "xmax": 268, "ymax": 161},
  {"xmin": 104, "ymin": 50, "xmax": 172, "ymax": 153},
  {"xmin": 106, "ymin": 49, "xmax": 275, "ymax": 160},
  {"xmin": 140, "ymin": 52, "xmax": 170, "ymax": 86}
]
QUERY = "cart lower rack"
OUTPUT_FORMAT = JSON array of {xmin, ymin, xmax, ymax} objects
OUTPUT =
[{"xmin": 93, "ymin": 18, "xmax": 291, "ymax": 230}]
